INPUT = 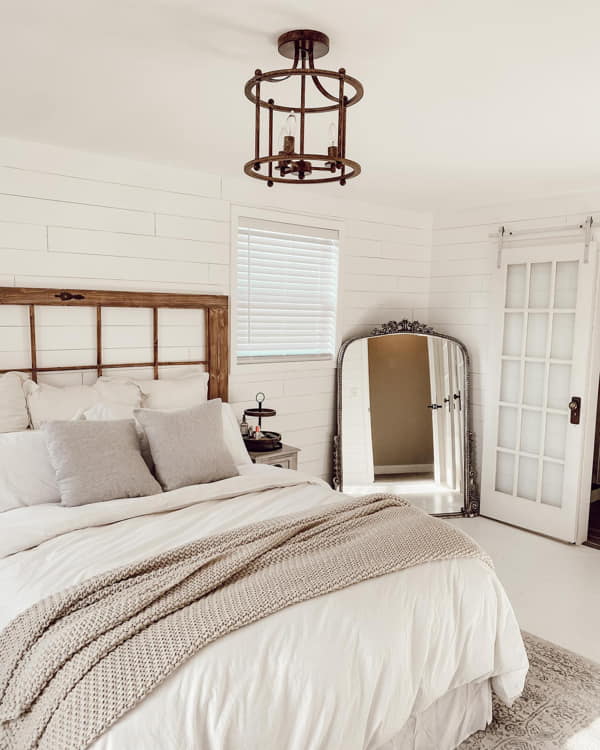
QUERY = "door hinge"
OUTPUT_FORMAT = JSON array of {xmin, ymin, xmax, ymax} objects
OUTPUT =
[
  {"xmin": 496, "ymin": 225, "xmax": 505, "ymax": 269},
  {"xmin": 583, "ymin": 216, "xmax": 593, "ymax": 264}
]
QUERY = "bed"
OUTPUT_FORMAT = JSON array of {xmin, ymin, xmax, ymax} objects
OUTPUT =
[{"xmin": 0, "ymin": 287, "xmax": 528, "ymax": 750}]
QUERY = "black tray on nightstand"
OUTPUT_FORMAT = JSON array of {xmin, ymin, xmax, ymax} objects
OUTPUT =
[{"xmin": 243, "ymin": 430, "xmax": 282, "ymax": 452}]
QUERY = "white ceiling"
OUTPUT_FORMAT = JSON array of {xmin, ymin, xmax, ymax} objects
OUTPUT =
[{"xmin": 2, "ymin": 0, "xmax": 600, "ymax": 210}]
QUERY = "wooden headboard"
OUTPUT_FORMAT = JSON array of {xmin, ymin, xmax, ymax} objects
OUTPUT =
[{"xmin": 0, "ymin": 287, "xmax": 229, "ymax": 401}]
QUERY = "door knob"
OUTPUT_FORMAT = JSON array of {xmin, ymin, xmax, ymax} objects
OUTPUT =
[
  {"xmin": 569, "ymin": 396, "xmax": 581, "ymax": 425},
  {"xmin": 427, "ymin": 403, "xmax": 443, "ymax": 410}
]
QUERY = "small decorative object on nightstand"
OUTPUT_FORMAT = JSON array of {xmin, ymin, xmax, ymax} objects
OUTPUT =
[
  {"xmin": 242, "ymin": 392, "xmax": 282, "ymax": 452},
  {"xmin": 247, "ymin": 444, "xmax": 300, "ymax": 470}
]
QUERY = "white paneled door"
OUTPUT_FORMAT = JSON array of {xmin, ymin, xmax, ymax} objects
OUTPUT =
[{"xmin": 481, "ymin": 243, "xmax": 596, "ymax": 541}]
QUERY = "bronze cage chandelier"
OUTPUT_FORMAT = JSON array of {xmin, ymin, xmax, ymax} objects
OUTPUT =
[{"xmin": 243, "ymin": 29, "xmax": 363, "ymax": 186}]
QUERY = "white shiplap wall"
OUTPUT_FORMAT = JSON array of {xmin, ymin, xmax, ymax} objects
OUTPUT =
[
  {"xmin": 0, "ymin": 137, "xmax": 431, "ymax": 480},
  {"xmin": 431, "ymin": 192, "xmax": 600, "ymax": 479}
]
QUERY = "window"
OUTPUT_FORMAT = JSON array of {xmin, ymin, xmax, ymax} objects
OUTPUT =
[{"xmin": 235, "ymin": 217, "xmax": 339, "ymax": 363}]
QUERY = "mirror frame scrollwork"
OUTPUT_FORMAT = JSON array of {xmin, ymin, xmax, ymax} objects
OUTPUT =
[{"xmin": 333, "ymin": 320, "xmax": 480, "ymax": 517}]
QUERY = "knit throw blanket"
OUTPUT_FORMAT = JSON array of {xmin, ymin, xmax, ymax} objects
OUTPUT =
[{"xmin": 0, "ymin": 494, "xmax": 491, "ymax": 750}]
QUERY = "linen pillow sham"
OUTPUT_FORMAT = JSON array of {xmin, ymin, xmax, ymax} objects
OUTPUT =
[
  {"xmin": 24, "ymin": 380, "xmax": 142, "ymax": 429},
  {"xmin": 0, "ymin": 372, "xmax": 29, "ymax": 433},
  {"xmin": 0, "ymin": 431, "xmax": 60, "ymax": 512},
  {"xmin": 43, "ymin": 420, "xmax": 162, "ymax": 507},
  {"xmin": 99, "ymin": 372, "xmax": 209, "ymax": 410},
  {"xmin": 134, "ymin": 399, "xmax": 239, "ymax": 491}
]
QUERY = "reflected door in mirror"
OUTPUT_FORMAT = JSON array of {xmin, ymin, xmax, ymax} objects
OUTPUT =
[{"xmin": 338, "ymin": 331, "xmax": 468, "ymax": 515}]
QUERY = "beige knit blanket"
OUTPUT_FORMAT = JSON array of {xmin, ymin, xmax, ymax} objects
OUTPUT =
[{"xmin": 0, "ymin": 494, "xmax": 491, "ymax": 750}]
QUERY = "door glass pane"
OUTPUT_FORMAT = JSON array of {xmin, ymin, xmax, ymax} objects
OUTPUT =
[
  {"xmin": 523, "ymin": 361, "xmax": 545, "ymax": 407},
  {"xmin": 505, "ymin": 263, "xmax": 527, "ymax": 308},
  {"xmin": 500, "ymin": 359, "xmax": 521, "ymax": 403},
  {"xmin": 502, "ymin": 313, "xmax": 524, "ymax": 356},
  {"xmin": 529, "ymin": 262, "xmax": 552, "ymax": 308},
  {"xmin": 520, "ymin": 409, "xmax": 542, "ymax": 455},
  {"xmin": 526, "ymin": 313, "xmax": 548, "ymax": 358},
  {"xmin": 544, "ymin": 413, "xmax": 568, "ymax": 460},
  {"xmin": 541, "ymin": 461, "xmax": 564, "ymax": 507},
  {"xmin": 547, "ymin": 363, "xmax": 570, "ymax": 410},
  {"xmin": 551, "ymin": 314, "xmax": 575, "ymax": 360},
  {"xmin": 517, "ymin": 456, "xmax": 539, "ymax": 501},
  {"xmin": 498, "ymin": 406, "xmax": 518, "ymax": 450},
  {"xmin": 495, "ymin": 451, "xmax": 515, "ymax": 494},
  {"xmin": 554, "ymin": 261, "xmax": 578, "ymax": 309}
]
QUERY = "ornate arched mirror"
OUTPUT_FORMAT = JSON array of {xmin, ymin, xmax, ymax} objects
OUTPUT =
[{"xmin": 333, "ymin": 320, "xmax": 479, "ymax": 516}]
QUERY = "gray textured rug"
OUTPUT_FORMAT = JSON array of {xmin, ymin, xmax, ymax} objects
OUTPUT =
[{"xmin": 460, "ymin": 632, "xmax": 600, "ymax": 749}]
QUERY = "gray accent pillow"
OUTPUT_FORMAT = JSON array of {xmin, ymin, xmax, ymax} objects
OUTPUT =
[
  {"xmin": 43, "ymin": 420, "xmax": 162, "ymax": 506},
  {"xmin": 134, "ymin": 399, "xmax": 239, "ymax": 491}
]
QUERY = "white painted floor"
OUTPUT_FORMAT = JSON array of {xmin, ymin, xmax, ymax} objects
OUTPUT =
[
  {"xmin": 450, "ymin": 516, "xmax": 600, "ymax": 664},
  {"xmin": 345, "ymin": 474, "xmax": 463, "ymax": 515}
]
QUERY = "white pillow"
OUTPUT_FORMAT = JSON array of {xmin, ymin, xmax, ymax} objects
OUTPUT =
[
  {"xmin": 81, "ymin": 400, "xmax": 251, "ymax": 468},
  {"xmin": 0, "ymin": 372, "xmax": 30, "ymax": 433},
  {"xmin": 99, "ymin": 373, "xmax": 209, "ymax": 410},
  {"xmin": 81, "ymin": 402, "xmax": 137, "ymax": 422},
  {"xmin": 94, "ymin": 379, "xmax": 143, "ymax": 405},
  {"xmin": 222, "ymin": 403, "xmax": 252, "ymax": 466},
  {"xmin": 24, "ymin": 380, "xmax": 142, "ymax": 429},
  {"xmin": 0, "ymin": 431, "xmax": 60, "ymax": 512}
]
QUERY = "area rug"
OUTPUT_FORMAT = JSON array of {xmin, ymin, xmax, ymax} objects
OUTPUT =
[{"xmin": 459, "ymin": 632, "xmax": 600, "ymax": 749}]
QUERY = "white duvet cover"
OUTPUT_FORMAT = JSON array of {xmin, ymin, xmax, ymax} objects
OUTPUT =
[{"xmin": 0, "ymin": 466, "xmax": 528, "ymax": 750}]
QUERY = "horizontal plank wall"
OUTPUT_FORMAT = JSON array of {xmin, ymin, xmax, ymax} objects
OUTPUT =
[
  {"xmin": 431, "ymin": 191, "xmax": 600, "ymax": 480},
  {"xmin": 0, "ymin": 137, "xmax": 431, "ymax": 481}
]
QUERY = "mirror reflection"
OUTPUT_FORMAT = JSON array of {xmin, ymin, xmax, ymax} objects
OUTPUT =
[{"xmin": 339, "ymin": 333, "xmax": 467, "ymax": 515}]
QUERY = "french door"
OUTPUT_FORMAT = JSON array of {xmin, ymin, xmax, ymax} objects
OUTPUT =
[
  {"xmin": 441, "ymin": 341, "xmax": 457, "ymax": 490},
  {"xmin": 481, "ymin": 242, "xmax": 596, "ymax": 541},
  {"xmin": 428, "ymin": 338, "xmax": 461, "ymax": 492},
  {"xmin": 428, "ymin": 338, "xmax": 448, "ymax": 487}
]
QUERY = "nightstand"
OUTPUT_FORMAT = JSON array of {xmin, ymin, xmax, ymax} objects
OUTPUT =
[{"xmin": 247, "ymin": 444, "xmax": 300, "ymax": 470}]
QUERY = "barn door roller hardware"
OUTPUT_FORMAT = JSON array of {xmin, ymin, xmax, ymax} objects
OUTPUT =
[{"xmin": 493, "ymin": 216, "xmax": 594, "ymax": 268}]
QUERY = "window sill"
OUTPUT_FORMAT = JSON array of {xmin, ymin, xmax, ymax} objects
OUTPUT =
[{"xmin": 237, "ymin": 353, "xmax": 334, "ymax": 365}]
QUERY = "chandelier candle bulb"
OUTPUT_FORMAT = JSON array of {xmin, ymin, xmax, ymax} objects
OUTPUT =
[
  {"xmin": 328, "ymin": 122, "xmax": 337, "ymax": 147},
  {"xmin": 243, "ymin": 29, "xmax": 363, "ymax": 185},
  {"xmin": 286, "ymin": 111, "xmax": 297, "ymax": 137},
  {"xmin": 278, "ymin": 126, "xmax": 286, "ymax": 150},
  {"xmin": 326, "ymin": 122, "xmax": 338, "ymax": 169},
  {"xmin": 283, "ymin": 112, "xmax": 296, "ymax": 155}
]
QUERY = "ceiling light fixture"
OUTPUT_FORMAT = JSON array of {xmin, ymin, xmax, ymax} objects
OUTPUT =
[{"xmin": 244, "ymin": 29, "xmax": 363, "ymax": 187}]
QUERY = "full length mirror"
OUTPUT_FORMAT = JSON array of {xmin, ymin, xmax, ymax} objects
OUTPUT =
[{"xmin": 334, "ymin": 321, "xmax": 478, "ymax": 516}]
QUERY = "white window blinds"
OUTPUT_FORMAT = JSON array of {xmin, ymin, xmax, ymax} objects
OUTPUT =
[{"xmin": 236, "ymin": 217, "xmax": 339, "ymax": 362}]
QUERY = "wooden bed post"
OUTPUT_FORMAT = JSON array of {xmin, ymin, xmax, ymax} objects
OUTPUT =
[
  {"xmin": 96, "ymin": 306, "xmax": 103, "ymax": 377},
  {"xmin": 207, "ymin": 306, "xmax": 229, "ymax": 401},
  {"xmin": 28, "ymin": 305, "xmax": 37, "ymax": 383},
  {"xmin": 152, "ymin": 307, "xmax": 159, "ymax": 380}
]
